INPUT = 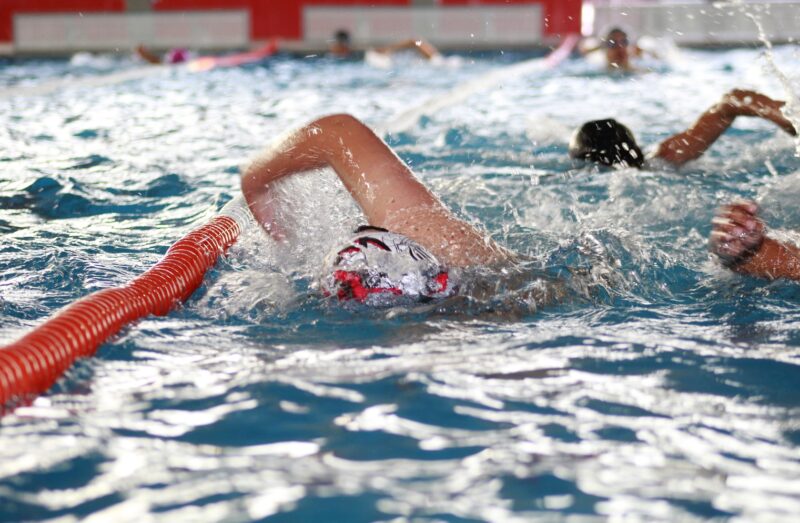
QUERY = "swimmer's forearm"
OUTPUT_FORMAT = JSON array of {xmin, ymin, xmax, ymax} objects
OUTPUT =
[
  {"xmin": 135, "ymin": 45, "xmax": 162, "ymax": 64},
  {"xmin": 241, "ymin": 125, "xmax": 330, "ymax": 230},
  {"xmin": 732, "ymin": 237, "xmax": 800, "ymax": 281},
  {"xmin": 244, "ymin": 127, "xmax": 330, "ymax": 183},
  {"xmin": 656, "ymin": 90, "xmax": 796, "ymax": 166},
  {"xmin": 655, "ymin": 109, "xmax": 734, "ymax": 166},
  {"xmin": 725, "ymin": 90, "xmax": 796, "ymax": 135}
]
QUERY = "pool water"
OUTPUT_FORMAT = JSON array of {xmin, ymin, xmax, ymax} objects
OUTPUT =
[{"xmin": 1, "ymin": 44, "xmax": 800, "ymax": 522}]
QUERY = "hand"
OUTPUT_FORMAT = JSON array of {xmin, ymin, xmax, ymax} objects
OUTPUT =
[
  {"xmin": 720, "ymin": 89, "xmax": 765, "ymax": 116},
  {"xmin": 710, "ymin": 200, "xmax": 766, "ymax": 267},
  {"xmin": 721, "ymin": 89, "xmax": 797, "ymax": 136}
]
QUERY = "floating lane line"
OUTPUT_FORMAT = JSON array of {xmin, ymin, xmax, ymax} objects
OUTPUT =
[
  {"xmin": 0, "ymin": 210, "xmax": 244, "ymax": 408},
  {"xmin": 381, "ymin": 34, "xmax": 579, "ymax": 135}
]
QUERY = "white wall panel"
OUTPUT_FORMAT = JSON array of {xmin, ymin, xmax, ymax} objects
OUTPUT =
[
  {"xmin": 15, "ymin": 11, "xmax": 249, "ymax": 52},
  {"xmin": 304, "ymin": 6, "xmax": 543, "ymax": 46},
  {"xmin": 591, "ymin": 2, "xmax": 800, "ymax": 45}
]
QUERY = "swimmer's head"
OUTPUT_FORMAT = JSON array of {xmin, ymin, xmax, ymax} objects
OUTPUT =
[
  {"xmin": 604, "ymin": 28, "xmax": 630, "ymax": 49},
  {"xmin": 165, "ymin": 48, "xmax": 189, "ymax": 64},
  {"xmin": 569, "ymin": 119, "xmax": 644, "ymax": 168},
  {"xmin": 329, "ymin": 29, "xmax": 352, "ymax": 57},
  {"xmin": 602, "ymin": 27, "xmax": 633, "ymax": 69},
  {"xmin": 334, "ymin": 30, "xmax": 350, "ymax": 45},
  {"xmin": 320, "ymin": 226, "xmax": 456, "ymax": 307}
]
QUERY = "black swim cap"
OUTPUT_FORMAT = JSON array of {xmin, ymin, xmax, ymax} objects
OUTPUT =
[
  {"xmin": 334, "ymin": 29, "xmax": 351, "ymax": 44},
  {"xmin": 569, "ymin": 119, "xmax": 644, "ymax": 168}
]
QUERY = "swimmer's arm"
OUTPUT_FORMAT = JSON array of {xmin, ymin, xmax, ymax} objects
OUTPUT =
[
  {"xmin": 655, "ymin": 89, "xmax": 796, "ymax": 167},
  {"xmin": 241, "ymin": 129, "xmax": 327, "ymax": 235},
  {"xmin": 633, "ymin": 44, "xmax": 659, "ymax": 60},
  {"xmin": 135, "ymin": 45, "xmax": 162, "ymax": 64},
  {"xmin": 373, "ymin": 39, "xmax": 440, "ymax": 60},
  {"xmin": 710, "ymin": 200, "xmax": 800, "ymax": 280},
  {"xmin": 578, "ymin": 39, "xmax": 602, "ymax": 55},
  {"xmin": 242, "ymin": 114, "xmax": 506, "ymax": 266},
  {"xmin": 241, "ymin": 113, "xmax": 442, "ymax": 231},
  {"xmin": 733, "ymin": 238, "xmax": 800, "ymax": 280}
]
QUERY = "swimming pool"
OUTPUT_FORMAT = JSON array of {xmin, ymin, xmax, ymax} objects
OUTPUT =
[{"xmin": 1, "ymin": 45, "xmax": 800, "ymax": 521}]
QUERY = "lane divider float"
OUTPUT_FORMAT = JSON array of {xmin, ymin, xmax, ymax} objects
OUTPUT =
[{"xmin": 0, "ymin": 214, "xmax": 242, "ymax": 407}]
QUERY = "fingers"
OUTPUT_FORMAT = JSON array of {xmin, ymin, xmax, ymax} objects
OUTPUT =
[
  {"xmin": 710, "ymin": 200, "xmax": 765, "ymax": 265},
  {"xmin": 710, "ymin": 230, "xmax": 750, "ymax": 261}
]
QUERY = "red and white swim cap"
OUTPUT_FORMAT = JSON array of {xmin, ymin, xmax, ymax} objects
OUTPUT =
[{"xmin": 320, "ymin": 226, "xmax": 456, "ymax": 307}]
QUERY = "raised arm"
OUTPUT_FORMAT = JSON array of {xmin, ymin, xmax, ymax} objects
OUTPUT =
[
  {"xmin": 135, "ymin": 45, "xmax": 162, "ymax": 64},
  {"xmin": 241, "ymin": 114, "xmax": 506, "ymax": 266},
  {"xmin": 655, "ymin": 89, "xmax": 797, "ymax": 166},
  {"xmin": 372, "ymin": 39, "xmax": 440, "ymax": 60},
  {"xmin": 710, "ymin": 200, "xmax": 800, "ymax": 280}
]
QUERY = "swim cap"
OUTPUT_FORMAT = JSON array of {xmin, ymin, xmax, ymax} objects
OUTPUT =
[
  {"xmin": 320, "ymin": 226, "xmax": 456, "ymax": 307},
  {"xmin": 569, "ymin": 119, "xmax": 644, "ymax": 168},
  {"xmin": 166, "ymin": 48, "xmax": 189, "ymax": 64}
]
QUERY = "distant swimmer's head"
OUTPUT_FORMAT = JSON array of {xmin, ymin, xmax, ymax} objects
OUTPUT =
[
  {"xmin": 569, "ymin": 119, "xmax": 644, "ymax": 168},
  {"xmin": 603, "ymin": 27, "xmax": 632, "ymax": 69},
  {"xmin": 604, "ymin": 28, "xmax": 630, "ymax": 49},
  {"xmin": 335, "ymin": 29, "xmax": 351, "ymax": 45},
  {"xmin": 165, "ymin": 48, "xmax": 189, "ymax": 64},
  {"xmin": 329, "ymin": 29, "xmax": 352, "ymax": 57},
  {"xmin": 320, "ymin": 226, "xmax": 456, "ymax": 307}
]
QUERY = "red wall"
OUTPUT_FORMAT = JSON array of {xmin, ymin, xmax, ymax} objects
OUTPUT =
[
  {"xmin": 541, "ymin": 0, "xmax": 582, "ymax": 35},
  {"xmin": 1, "ymin": 0, "xmax": 580, "ymax": 45}
]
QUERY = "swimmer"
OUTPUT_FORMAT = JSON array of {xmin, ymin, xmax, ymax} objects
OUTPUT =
[
  {"xmin": 242, "ymin": 114, "xmax": 509, "ymax": 269},
  {"xmin": 136, "ymin": 41, "xmax": 278, "ymax": 71},
  {"xmin": 135, "ymin": 45, "xmax": 191, "ymax": 65},
  {"xmin": 329, "ymin": 29, "xmax": 352, "ymax": 58},
  {"xmin": 370, "ymin": 39, "xmax": 441, "ymax": 61},
  {"xmin": 327, "ymin": 29, "xmax": 446, "ymax": 66},
  {"xmin": 241, "ymin": 114, "xmax": 586, "ymax": 308},
  {"xmin": 579, "ymin": 27, "xmax": 653, "ymax": 72},
  {"xmin": 710, "ymin": 200, "xmax": 800, "ymax": 281},
  {"xmin": 569, "ymin": 89, "xmax": 797, "ymax": 169},
  {"xmin": 365, "ymin": 39, "xmax": 457, "ymax": 69}
]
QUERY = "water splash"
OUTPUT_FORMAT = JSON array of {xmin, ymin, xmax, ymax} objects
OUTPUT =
[{"xmin": 726, "ymin": 0, "xmax": 800, "ymax": 156}]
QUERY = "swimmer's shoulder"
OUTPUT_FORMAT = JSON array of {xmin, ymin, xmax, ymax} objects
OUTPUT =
[{"xmin": 642, "ymin": 152, "xmax": 677, "ymax": 171}]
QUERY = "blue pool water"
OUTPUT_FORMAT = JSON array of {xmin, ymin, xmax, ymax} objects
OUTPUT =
[{"xmin": 1, "ymin": 45, "xmax": 800, "ymax": 521}]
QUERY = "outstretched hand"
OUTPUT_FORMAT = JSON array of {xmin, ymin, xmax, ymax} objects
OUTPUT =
[
  {"xmin": 710, "ymin": 200, "xmax": 765, "ymax": 267},
  {"xmin": 722, "ymin": 89, "xmax": 798, "ymax": 136}
]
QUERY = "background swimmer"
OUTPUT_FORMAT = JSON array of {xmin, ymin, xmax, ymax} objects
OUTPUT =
[
  {"xmin": 569, "ymin": 89, "xmax": 797, "ymax": 168},
  {"xmin": 135, "ymin": 41, "xmax": 278, "ymax": 71},
  {"xmin": 368, "ymin": 39, "xmax": 441, "ymax": 61},
  {"xmin": 328, "ymin": 29, "xmax": 453, "ymax": 69},
  {"xmin": 135, "ymin": 44, "xmax": 192, "ymax": 65},
  {"xmin": 365, "ymin": 39, "xmax": 462, "ymax": 69},
  {"xmin": 710, "ymin": 200, "xmax": 800, "ymax": 281},
  {"xmin": 579, "ymin": 27, "xmax": 655, "ymax": 72},
  {"xmin": 328, "ymin": 29, "xmax": 352, "ymax": 58}
]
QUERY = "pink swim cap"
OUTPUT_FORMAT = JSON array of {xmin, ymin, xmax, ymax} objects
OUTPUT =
[{"xmin": 166, "ymin": 48, "xmax": 189, "ymax": 64}]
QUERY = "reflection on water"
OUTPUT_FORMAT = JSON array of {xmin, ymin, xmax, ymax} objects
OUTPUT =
[{"xmin": 1, "ymin": 46, "xmax": 800, "ymax": 521}]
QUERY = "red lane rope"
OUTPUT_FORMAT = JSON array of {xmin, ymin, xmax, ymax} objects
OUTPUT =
[{"xmin": 0, "ymin": 215, "xmax": 241, "ymax": 407}]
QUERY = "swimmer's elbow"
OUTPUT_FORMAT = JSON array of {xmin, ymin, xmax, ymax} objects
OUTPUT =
[
  {"xmin": 313, "ymin": 113, "xmax": 368, "ymax": 133},
  {"xmin": 240, "ymin": 166, "xmax": 260, "ymax": 202}
]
